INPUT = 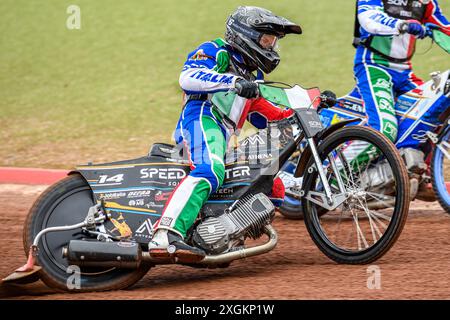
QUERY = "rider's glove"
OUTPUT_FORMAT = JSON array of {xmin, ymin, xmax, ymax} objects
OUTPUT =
[
  {"xmin": 234, "ymin": 79, "xmax": 259, "ymax": 99},
  {"xmin": 402, "ymin": 20, "xmax": 427, "ymax": 39}
]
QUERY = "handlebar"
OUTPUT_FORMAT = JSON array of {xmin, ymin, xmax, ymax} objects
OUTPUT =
[
  {"xmin": 230, "ymin": 83, "xmax": 338, "ymax": 110},
  {"xmin": 398, "ymin": 22, "xmax": 440, "ymax": 39}
]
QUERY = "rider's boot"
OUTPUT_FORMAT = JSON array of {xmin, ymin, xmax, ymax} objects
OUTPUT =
[{"xmin": 149, "ymin": 229, "xmax": 205, "ymax": 263}]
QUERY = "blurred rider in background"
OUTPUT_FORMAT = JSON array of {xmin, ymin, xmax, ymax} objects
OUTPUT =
[{"xmin": 352, "ymin": 0, "xmax": 449, "ymax": 156}]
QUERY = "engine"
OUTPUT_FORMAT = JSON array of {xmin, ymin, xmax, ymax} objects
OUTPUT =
[{"xmin": 192, "ymin": 193, "xmax": 275, "ymax": 254}]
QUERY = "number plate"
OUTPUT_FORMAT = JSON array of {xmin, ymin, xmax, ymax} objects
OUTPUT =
[{"xmin": 296, "ymin": 109, "xmax": 323, "ymax": 138}]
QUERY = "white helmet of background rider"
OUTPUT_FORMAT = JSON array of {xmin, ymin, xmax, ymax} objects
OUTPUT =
[{"xmin": 225, "ymin": 6, "xmax": 302, "ymax": 74}]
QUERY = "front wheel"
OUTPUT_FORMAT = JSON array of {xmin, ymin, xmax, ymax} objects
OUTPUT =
[
  {"xmin": 431, "ymin": 128, "xmax": 450, "ymax": 213},
  {"xmin": 23, "ymin": 174, "xmax": 151, "ymax": 292},
  {"xmin": 302, "ymin": 126, "xmax": 410, "ymax": 264}
]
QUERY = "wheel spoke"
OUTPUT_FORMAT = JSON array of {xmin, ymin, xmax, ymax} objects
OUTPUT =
[
  {"xmin": 366, "ymin": 191, "xmax": 396, "ymax": 213},
  {"xmin": 350, "ymin": 207, "xmax": 369, "ymax": 250}
]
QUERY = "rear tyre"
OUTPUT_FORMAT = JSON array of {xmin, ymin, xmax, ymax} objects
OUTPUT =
[{"xmin": 23, "ymin": 174, "xmax": 151, "ymax": 292}]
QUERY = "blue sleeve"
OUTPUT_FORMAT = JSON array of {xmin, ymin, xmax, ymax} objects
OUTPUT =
[{"xmin": 357, "ymin": 0, "xmax": 401, "ymax": 36}]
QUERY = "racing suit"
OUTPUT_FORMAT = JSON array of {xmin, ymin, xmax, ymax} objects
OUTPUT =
[
  {"xmin": 154, "ymin": 38, "xmax": 293, "ymax": 238},
  {"xmin": 354, "ymin": 0, "xmax": 450, "ymax": 151}
]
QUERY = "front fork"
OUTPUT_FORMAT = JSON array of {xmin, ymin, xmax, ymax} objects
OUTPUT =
[
  {"xmin": 427, "ymin": 130, "xmax": 450, "ymax": 161},
  {"xmin": 304, "ymin": 137, "xmax": 348, "ymax": 211}
]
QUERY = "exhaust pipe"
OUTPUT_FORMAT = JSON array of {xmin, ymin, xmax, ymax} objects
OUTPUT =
[
  {"xmin": 63, "ymin": 240, "xmax": 142, "ymax": 269},
  {"xmin": 141, "ymin": 225, "xmax": 278, "ymax": 266},
  {"xmin": 63, "ymin": 225, "xmax": 278, "ymax": 269},
  {"xmin": 200, "ymin": 225, "xmax": 278, "ymax": 265}
]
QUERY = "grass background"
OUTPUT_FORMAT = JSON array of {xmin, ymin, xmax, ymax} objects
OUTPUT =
[{"xmin": 1, "ymin": 0, "xmax": 449, "ymax": 168}]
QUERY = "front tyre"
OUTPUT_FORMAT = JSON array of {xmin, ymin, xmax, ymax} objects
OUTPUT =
[
  {"xmin": 302, "ymin": 126, "xmax": 409, "ymax": 264},
  {"xmin": 23, "ymin": 174, "xmax": 151, "ymax": 292},
  {"xmin": 431, "ymin": 128, "xmax": 450, "ymax": 213}
]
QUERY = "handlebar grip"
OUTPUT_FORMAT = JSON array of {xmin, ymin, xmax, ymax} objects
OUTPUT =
[{"xmin": 320, "ymin": 90, "xmax": 337, "ymax": 108}]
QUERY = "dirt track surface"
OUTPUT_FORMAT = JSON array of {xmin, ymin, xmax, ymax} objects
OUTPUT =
[{"xmin": 0, "ymin": 184, "xmax": 449, "ymax": 300}]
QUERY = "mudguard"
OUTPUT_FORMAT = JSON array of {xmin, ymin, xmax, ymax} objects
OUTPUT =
[{"xmin": 293, "ymin": 118, "xmax": 361, "ymax": 178}]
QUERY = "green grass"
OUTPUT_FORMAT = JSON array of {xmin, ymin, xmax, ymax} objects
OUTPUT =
[{"xmin": 0, "ymin": 0, "xmax": 449, "ymax": 168}]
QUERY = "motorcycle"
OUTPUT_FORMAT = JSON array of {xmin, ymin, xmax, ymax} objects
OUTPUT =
[
  {"xmin": 2, "ymin": 82, "xmax": 410, "ymax": 292},
  {"xmin": 279, "ymin": 24, "xmax": 450, "ymax": 219}
]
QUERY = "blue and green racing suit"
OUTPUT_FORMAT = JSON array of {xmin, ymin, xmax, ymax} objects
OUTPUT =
[{"xmin": 154, "ymin": 38, "xmax": 293, "ymax": 238}]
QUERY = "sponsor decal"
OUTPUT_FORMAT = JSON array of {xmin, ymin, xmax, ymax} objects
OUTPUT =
[
  {"xmin": 369, "ymin": 13, "xmax": 397, "ymax": 29},
  {"xmin": 399, "ymin": 10, "xmax": 412, "ymax": 17},
  {"xmin": 127, "ymin": 190, "xmax": 152, "ymax": 198},
  {"xmin": 140, "ymin": 168, "xmax": 187, "ymax": 180},
  {"xmin": 224, "ymin": 166, "xmax": 251, "ymax": 179},
  {"xmin": 134, "ymin": 219, "xmax": 154, "ymax": 239},
  {"xmin": 382, "ymin": 122, "xmax": 398, "ymax": 141},
  {"xmin": 216, "ymin": 187, "xmax": 233, "ymax": 194},
  {"xmin": 109, "ymin": 212, "xmax": 132, "ymax": 238},
  {"xmin": 308, "ymin": 120, "xmax": 323, "ymax": 129},
  {"xmin": 373, "ymin": 79, "xmax": 391, "ymax": 90},
  {"xmin": 99, "ymin": 192, "xmax": 126, "ymax": 200},
  {"xmin": 190, "ymin": 49, "xmax": 211, "ymax": 61},
  {"xmin": 247, "ymin": 153, "xmax": 273, "ymax": 160},
  {"xmin": 378, "ymin": 98, "xmax": 394, "ymax": 111},
  {"xmin": 241, "ymin": 135, "xmax": 266, "ymax": 146},
  {"xmin": 331, "ymin": 114, "xmax": 344, "ymax": 125},
  {"xmin": 145, "ymin": 201, "xmax": 164, "ymax": 209},
  {"xmin": 128, "ymin": 199, "xmax": 145, "ymax": 207},
  {"xmin": 189, "ymin": 70, "xmax": 234, "ymax": 85},
  {"xmin": 117, "ymin": 241, "xmax": 137, "ymax": 248},
  {"xmin": 387, "ymin": 0, "xmax": 408, "ymax": 6},
  {"xmin": 155, "ymin": 190, "xmax": 171, "ymax": 202},
  {"xmin": 374, "ymin": 90, "xmax": 392, "ymax": 100},
  {"xmin": 97, "ymin": 174, "xmax": 124, "ymax": 185},
  {"xmin": 411, "ymin": 130, "xmax": 429, "ymax": 142},
  {"xmin": 159, "ymin": 217, "xmax": 173, "ymax": 227},
  {"xmin": 159, "ymin": 146, "xmax": 177, "ymax": 154},
  {"xmin": 341, "ymin": 101, "xmax": 364, "ymax": 113}
]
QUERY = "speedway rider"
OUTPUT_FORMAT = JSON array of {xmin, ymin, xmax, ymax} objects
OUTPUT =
[
  {"xmin": 352, "ymin": 0, "xmax": 449, "ymax": 164},
  {"xmin": 148, "ymin": 6, "xmax": 301, "ymax": 260}
]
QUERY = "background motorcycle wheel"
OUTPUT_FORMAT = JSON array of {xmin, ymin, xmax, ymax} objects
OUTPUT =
[
  {"xmin": 302, "ymin": 126, "xmax": 409, "ymax": 264},
  {"xmin": 23, "ymin": 174, "xmax": 151, "ymax": 292},
  {"xmin": 278, "ymin": 161, "xmax": 306, "ymax": 219},
  {"xmin": 431, "ymin": 128, "xmax": 450, "ymax": 214},
  {"xmin": 278, "ymin": 159, "xmax": 329, "ymax": 220},
  {"xmin": 279, "ymin": 196, "xmax": 305, "ymax": 220},
  {"xmin": 279, "ymin": 196, "xmax": 328, "ymax": 220}
]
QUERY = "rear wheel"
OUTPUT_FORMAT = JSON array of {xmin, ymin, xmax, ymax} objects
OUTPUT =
[
  {"xmin": 302, "ymin": 126, "xmax": 409, "ymax": 264},
  {"xmin": 23, "ymin": 174, "xmax": 151, "ymax": 292}
]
